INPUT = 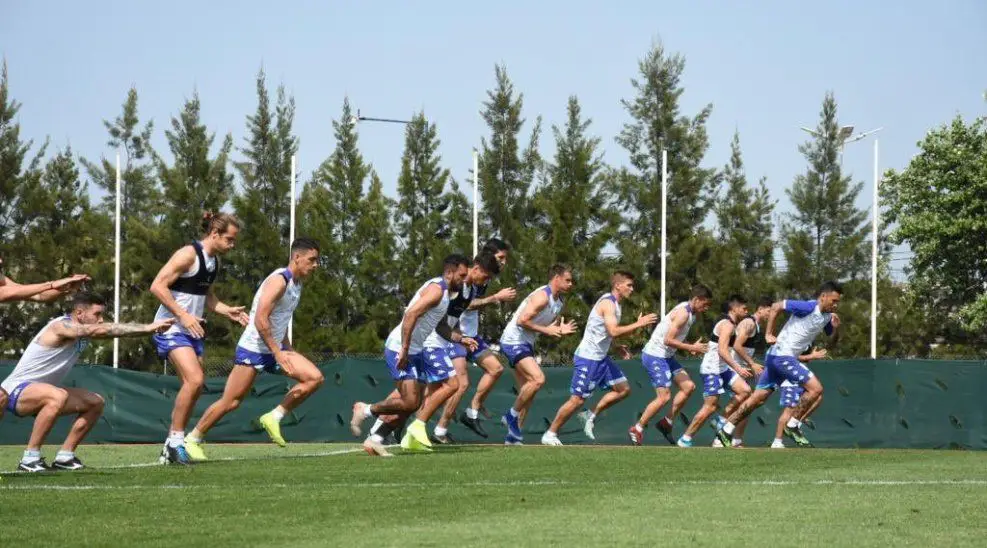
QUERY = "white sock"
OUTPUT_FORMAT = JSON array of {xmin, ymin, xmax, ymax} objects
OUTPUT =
[
  {"xmin": 466, "ymin": 408, "xmax": 479, "ymax": 420},
  {"xmin": 434, "ymin": 425, "xmax": 448, "ymax": 437},
  {"xmin": 586, "ymin": 411, "xmax": 596, "ymax": 422},
  {"xmin": 56, "ymin": 450, "xmax": 74, "ymax": 462},
  {"xmin": 369, "ymin": 434, "xmax": 384, "ymax": 444},
  {"xmin": 168, "ymin": 430, "xmax": 185, "ymax": 448},
  {"xmin": 23, "ymin": 449, "xmax": 41, "ymax": 462},
  {"xmin": 681, "ymin": 434, "xmax": 692, "ymax": 442},
  {"xmin": 362, "ymin": 404, "xmax": 374, "ymax": 419},
  {"xmin": 773, "ymin": 437, "xmax": 784, "ymax": 444},
  {"xmin": 787, "ymin": 417, "xmax": 800, "ymax": 428},
  {"xmin": 723, "ymin": 422, "xmax": 736, "ymax": 435},
  {"xmin": 632, "ymin": 424, "xmax": 643, "ymax": 432},
  {"xmin": 731, "ymin": 438, "xmax": 743, "ymax": 447},
  {"xmin": 544, "ymin": 430, "xmax": 557, "ymax": 438},
  {"xmin": 186, "ymin": 429, "xmax": 203, "ymax": 444},
  {"xmin": 270, "ymin": 406, "xmax": 286, "ymax": 422},
  {"xmin": 509, "ymin": 408, "xmax": 519, "ymax": 418}
]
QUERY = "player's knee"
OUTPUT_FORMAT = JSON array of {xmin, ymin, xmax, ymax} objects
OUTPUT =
[
  {"xmin": 226, "ymin": 398, "xmax": 242, "ymax": 412},
  {"xmin": 531, "ymin": 374, "xmax": 546, "ymax": 389},
  {"xmin": 311, "ymin": 371, "xmax": 326, "ymax": 387},
  {"xmin": 615, "ymin": 384, "xmax": 630, "ymax": 399},
  {"xmin": 50, "ymin": 388, "xmax": 70, "ymax": 409},
  {"xmin": 681, "ymin": 380, "xmax": 696, "ymax": 396},
  {"xmin": 184, "ymin": 369, "xmax": 205, "ymax": 391},
  {"xmin": 88, "ymin": 393, "xmax": 105, "ymax": 413},
  {"xmin": 489, "ymin": 362, "xmax": 504, "ymax": 377}
]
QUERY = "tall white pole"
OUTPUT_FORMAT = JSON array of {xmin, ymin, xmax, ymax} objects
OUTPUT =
[
  {"xmin": 660, "ymin": 149, "xmax": 668, "ymax": 316},
  {"xmin": 288, "ymin": 154, "xmax": 296, "ymax": 344},
  {"xmin": 472, "ymin": 150, "xmax": 479, "ymax": 257},
  {"xmin": 113, "ymin": 154, "xmax": 121, "ymax": 369},
  {"xmin": 870, "ymin": 140, "xmax": 879, "ymax": 359}
]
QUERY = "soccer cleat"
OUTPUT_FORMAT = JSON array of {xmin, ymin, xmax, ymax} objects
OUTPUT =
[
  {"xmin": 400, "ymin": 431, "xmax": 433, "ymax": 452},
  {"xmin": 349, "ymin": 402, "xmax": 369, "ymax": 437},
  {"xmin": 578, "ymin": 412, "xmax": 596, "ymax": 441},
  {"xmin": 259, "ymin": 413, "xmax": 287, "ymax": 447},
  {"xmin": 184, "ymin": 439, "xmax": 208, "ymax": 462},
  {"xmin": 784, "ymin": 425, "xmax": 813, "ymax": 447},
  {"xmin": 676, "ymin": 437, "xmax": 693, "ymax": 448},
  {"xmin": 363, "ymin": 438, "xmax": 394, "ymax": 457},
  {"xmin": 711, "ymin": 438, "xmax": 724, "ymax": 448},
  {"xmin": 52, "ymin": 456, "xmax": 85, "ymax": 471},
  {"xmin": 656, "ymin": 417, "xmax": 676, "ymax": 445},
  {"xmin": 540, "ymin": 432, "xmax": 563, "ymax": 446},
  {"xmin": 771, "ymin": 440, "xmax": 786, "ymax": 449},
  {"xmin": 429, "ymin": 431, "xmax": 455, "ymax": 445},
  {"xmin": 460, "ymin": 412, "xmax": 488, "ymax": 438},
  {"xmin": 501, "ymin": 412, "xmax": 523, "ymax": 440},
  {"xmin": 407, "ymin": 420, "xmax": 432, "ymax": 448},
  {"xmin": 18, "ymin": 458, "xmax": 49, "ymax": 473},
  {"xmin": 628, "ymin": 426, "xmax": 644, "ymax": 446},
  {"xmin": 731, "ymin": 440, "xmax": 745, "ymax": 448},
  {"xmin": 504, "ymin": 435, "xmax": 524, "ymax": 446},
  {"xmin": 715, "ymin": 428, "xmax": 733, "ymax": 448},
  {"xmin": 162, "ymin": 444, "xmax": 192, "ymax": 465}
]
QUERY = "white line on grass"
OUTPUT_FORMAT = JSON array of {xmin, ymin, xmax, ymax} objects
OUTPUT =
[{"xmin": 3, "ymin": 479, "xmax": 985, "ymax": 491}]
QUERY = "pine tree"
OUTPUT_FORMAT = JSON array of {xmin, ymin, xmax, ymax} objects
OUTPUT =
[
  {"xmin": 782, "ymin": 92, "xmax": 868, "ymax": 293},
  {"xmin": 0, "ymin": 60, "xmax": 46, "ymax": 251},
  {"xmin": 613, "ymin": 41, "xmax": 717, "ymax": 331}
]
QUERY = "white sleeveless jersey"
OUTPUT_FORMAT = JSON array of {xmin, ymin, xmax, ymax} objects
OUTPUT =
[
  {"xmin": 424, "ymin": 283, "xmax": 471, "ymax": 350},
  {"xmin": 154, "ymin": 243, "xmax": 216, "ymax": 336},
  {"xmin": 237, "ymin": 268, "xmax": 303, "ymax": 354},
  {"xmin": 643, "ymin": 302, "xmax": 695, "ymax": 358},
  {"xmin": 701, "ymin": 318, "xmax": 736, "ymax": 374},
  {"xmin": 770, "ymin": 300, "xmax": 832, "ymax": 357},
  {"xmin": 1, "ymin": 316, "xmax": 88, "ymax": 393},
  {"xmin": 457, "ymin": 282, "xmax": 487, "ymax": 337},
  {"xmin": 499, "ymin": 285, "xmax": 563, "ymax": 347},
  {"xmin": 386, "ymin": 277, "xmax": 450, "ymax": 355},
  {"xmin": 575, "ymin": 294, "xmax": 620, "ymax": 360}
]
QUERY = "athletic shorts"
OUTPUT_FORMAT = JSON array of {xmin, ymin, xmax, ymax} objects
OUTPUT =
[
  {"xmin": 3, "ymin": 381, "xmax": 32, "ymax": 417},
  {"xmin": 779, "ymin": 384, "xmax": 804, "ymax": 408},
  {"xmin": 420, "ymin": 345, "xmax": 458, "ymax": 384},
  {"xmin": 234, "ymin": 345, "xmax": 288, "ymax": 374},
  {"xmin": 448, "ymin": 336, "xmax": 491, "ymax": 362},
  {"xmin": 570, "ymin": 355, "xmax": 627, "ymax": 399},
  {"xmin": 756, "ymin": 353, "xmax": 815, "ymax": 391},
  {"xmin": 500, "ymin": 342, "xmax": 535, "ymax": 368},
  {"xmin": 701, "ymin": 370, "xmax": 741, "ymax": 397},
  {"xmin": 153, "ymin": 332, "xmax": 204, "ymax": 359},
  {"xmin": 641, "ymin": 352, "xmax": 685, "ymax": 388},
  {"xmin": 384, "ymin": 348, "xmax": 425, "ymax": 383}
]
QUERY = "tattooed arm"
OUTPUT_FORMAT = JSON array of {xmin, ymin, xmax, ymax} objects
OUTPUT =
[{"xmin": 43, "ymin": 318, "xmax": 175, "ymax": 346}]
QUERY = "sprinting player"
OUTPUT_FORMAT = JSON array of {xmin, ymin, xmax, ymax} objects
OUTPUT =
[
  {"xmin": 772, "ymin": 347, "xmax": 827, "ymax": 448},
  {"xmin": 676, "ymin": 294, "xmax": 754, "ymax": 447},
  {"xmin": 716, "ymin": 281, "xmax": 842, "ymax": 447},
  {"xmin": 629, "ymin": 285, "xmax": 712, "ymax": 445},
  {"xmin": 0, "ymin": 256, "xmax": 90, "ymax": 417},
  {"xmin": 542, "ymin": 271, "xmax": 657, "ymax": 446},
  {"xmin": 445, "ymin": 241, "xmax": 515, "ymax": 440},
  {"xmin": 1, "ymin": 292, "xmax": 172, "ymax": 471},
  {"xmin": 498, "ymin": 264, "xmax": 576, "ymax": 445},
  {"xmin": 417, "ymin": 253, "xmax": 500, "ymax": 444},
  {"xmin": 150, "ymin": 212, "xmax": 249, "ymax": 464},
  {"xmin": 184, "ymin": 238, "xmax": 324, "ymax": 460},
  {"xmin": 350, "ymin": 254, "xmax": 471, "ymax": 455}
]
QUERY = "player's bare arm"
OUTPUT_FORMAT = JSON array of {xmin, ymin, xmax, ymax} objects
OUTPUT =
[{"xmin": 149, "ymin": 246, "xmax": 206, "ymax": 337}]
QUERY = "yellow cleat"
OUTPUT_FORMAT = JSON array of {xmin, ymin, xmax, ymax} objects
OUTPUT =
[
  {"xmin": 400, "ymin": 431, "xmax": 433, "ymax": 453},
  {"xmin": 407, "ymin": 420, "xmax": 433, "ymax": 448},
  {"xmin": 183, "ymin": 438, "xmax": 208, "ymax": 461},
  {"xmin": 259, "ymin": 413, "xmax": 287, "ymax": 447}
]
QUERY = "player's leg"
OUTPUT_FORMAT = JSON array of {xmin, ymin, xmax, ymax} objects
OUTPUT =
[
  {"xmin": 799, "ymin": 391, "xmax": 823, "ymax": 421},
  {"xmin": 0, "ymin": 387, "xmax": 8, "ymax": 421},
  {"xmin": 581, "ymin": 359, "xmax": 629, "ymax": 440},
  {"xmin": 725, "ymin": 374, "xmax": 752, "ymax": 447},
  {"xmin": 773, "ymin": 386, "xmax": 801, "ymax": 448},
  {"xmin": 462, "ymin": 352, "xmax": 503, "ymax": 438},
  {"xmin": 405, "ymin": 345, "xmax": 458, "ymax": 445},
  {"xmin": 351, "ymin": 350, "xmax": 422, "ymax": 436},
  {"xmin": 11, "ymin": 382, "xmax": 68, "ymax": 470},
  {"xmin": 659, "ymin": 364, "xmax": 696, "ymax": 438},
  {"xmin": 51, "ymin": 387, "xmax": 105, "ymax": 469},
  {"xmin": 542, "ymin": 395, "xmax": 584, "ymax": 446},
  {"xmin": 774, "ymin": 407, "xmax": 794, "ymax": 448},
  {"xmin": 680, "ymin": 374, "xmax": 725, "ymax": 446},
  {"xmin": 787, "ymin": 377, "xmax": 821, "ymax": 447},
  {"xmin": 502, "ymin": 355, "xmax": 544, "ymax": 442},
  {"xmin": 186, "ymin": 365, "xmax": 258, "ymax": 460},
  {"xmin": 435, "ymin": 355, "xmax": 469, "ymax": 441},
  {"xmin": 543, "ymin": 357, "xmax": 598, "ymax": 445},
  {"xmin": 258, "ymin": 353, "xmax": 325, "ymax": 447},
  {"xmin": 161, "ymin": 345, "xmax": 204, "ymax": 464}
]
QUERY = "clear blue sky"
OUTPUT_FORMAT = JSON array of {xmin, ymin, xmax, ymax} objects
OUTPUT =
[{"xmin": 2, "ymin": 0, "xmax": 985, "ymax": 268}]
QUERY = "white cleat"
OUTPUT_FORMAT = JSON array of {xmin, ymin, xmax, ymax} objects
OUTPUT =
[
  {"xmin": 711, "ymin": 438, "xmax": 724, "ymax": 448},
  {"xmin": 583, "ymin": 419, "xmax": 596, "ymax": 441},
  {"xmin": 541, "ymin": 432, "xmax": 564, "ymax": 446},
  {"xmin": 771, "ymin": 440, "xmax": 786, "ymax": 449},
  {"xmin": 363, "ymin": 437, "xmax": 393, "ymax": 457}
]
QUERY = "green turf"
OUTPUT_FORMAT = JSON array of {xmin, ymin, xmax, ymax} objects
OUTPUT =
[{"xmin": 0, "ymin": 443, "xmax": 985, "ymax": 547}]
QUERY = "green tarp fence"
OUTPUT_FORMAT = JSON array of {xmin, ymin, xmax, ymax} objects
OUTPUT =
[{"xmin": 2, "ymin": 358, "xmax": 985, "ymax": 449}]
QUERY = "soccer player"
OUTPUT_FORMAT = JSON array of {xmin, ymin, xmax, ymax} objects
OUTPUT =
[
  {"xmin": 772, "ymin": 347, "xmax": 827, "ymax": 448},
  {"xmin": 629, "ymin": 285, "xmax": 712, "ymax": 445},
  {"xmin": 416, "ymin": 253, "xmax": 501, "ymax": 444},
  {"xmin": 716, "ymin": 281, "xmax": 842, "ymax": 447},
  {"xmin": 443, "ymin": 240, "xmax": 516, "ymax": 440},
  {"xmin": 498, "ymin": 264, "xmax": 576, "ymax": 445},
  {"xmin": 184, "ymin": 238, "xmax": 323, "ymax": 460},
  {"xmin": 1, "ymin": 292, "xmax": 172, "ymax": 471},
  {"xmin": 541, "ymin": 271, "xmax": 657, "ymax": 446},
  {"xmin": 349, "ymin": 254, "xmax": 471, "ymax": 455},
  {"xmin": 676, "ymin": 294, "xmax": 754, "ymax": 447},
  {"xmin": 0, "ymin": 256, "xmax": 90, "ymax": 417},
  {"xmin": 150, "ymin": 212, "xmax": 249, "ymax": 464}
]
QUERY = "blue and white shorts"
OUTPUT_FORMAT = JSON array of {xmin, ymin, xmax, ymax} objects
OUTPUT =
[
  {"xmin": 500, "ymin": 342, "xmax": 535, "ymax": 368},
  {"xmin": 449, "ymin": 336, "xmax": 491, "ymax": 362},
  {"xmin": 234, "ymin": 346, "xmax": 285, "ymax": 374},
  {"xmin": 3, "ymin": 381, "xmax": 32, "ymax": 417},
  {"xmin": 701, "ymin": 370, "xmax": 741, "ymax": 397},
  {"xmin": 779, "ymin": 384, "xmax": 804, "ymax": 408},
  {"xmin": 384, "ymin": 348, "xmax": 425, "ymax": 383},
  {"xmin": 641, "ymin": 352, "xmax": 685, "ymax": 388},
  {"xmin": 421, "ymin": 345, "xmax": 458, "ymax": 384},
  {"xmin": 153, "ymin": 332, "xmax": 204, "ymax": 359},
  {"xmin": 756, "ymin": 354, "xmax": 815, "ymax": 391},
  {"xmin": 570, "ymin": 355, "xmax": 627, "ymax": 399}
]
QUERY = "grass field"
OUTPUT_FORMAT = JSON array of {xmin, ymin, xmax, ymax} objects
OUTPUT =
[{"xmin": 1, "ymin": 443, "xmax": 985, "ymax": 547}]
